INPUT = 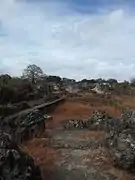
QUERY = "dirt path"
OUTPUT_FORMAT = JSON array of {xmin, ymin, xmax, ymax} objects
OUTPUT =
[
  {"xmin": 22, "ymin": 101, "xmax": 135, "ymax": 180},
  {"xmin": 22, "ymin": 128, "xmax": 135, "ymax": 180}
]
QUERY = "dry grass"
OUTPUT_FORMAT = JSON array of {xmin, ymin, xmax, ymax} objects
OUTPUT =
[
  {"xmin": 46, "ymin": 92, "xmax": 135, "ymax": 129},
  {"xmin": 85, "ymin": 147, "xmax": 112, "ymax": 170},
  {"xmin": 22, "ymin": 93, "xmax": 135, "ymax": 180},
  {"xmin": 77, "ymin": 131, "xmax": 106, "ymax": 140},
  {"xmin": 48, "ymin": 99, "xmax": 121, "ymax": 128},
  {"xmin": 21, "ymin": 138, "xmax": 58, "ymax": 180},
  {"xmin": 22, "ymin": 138, "xmax": 57, "ymax": 169}
]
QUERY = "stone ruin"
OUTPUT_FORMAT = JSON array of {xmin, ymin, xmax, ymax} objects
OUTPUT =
[
  {"xmin": 0, "ymin": 131, "xmax": 42, "ymax": 180},
  {"xmin": 16, "ymin": 109, "xmax": 46, "ymax": 143},
  {"xmin": 1, "ymin": 109, "xmax": 51, "ymax": 144},
  {"xmin": 0, "ymin": 109, "xmax": 52, "ymax": 180},
  {"xmin": 63, "ymin": 109, "xmax": 135, "ymax": 172},
  {"xmin": 107, "ymin": 109, "xmax": 135, "ymax": 171},
  {"xmin": 63, "ymin": 119, "xmax": 86, "ymax": 129}
]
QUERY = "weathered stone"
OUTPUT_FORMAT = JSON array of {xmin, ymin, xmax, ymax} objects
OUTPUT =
[
  {"xmin": 0, "ymin": 109, "xmax": 46, "ymax": 143},
  {"xmin": 14, "ymin": 109, "xmax": 46, "ymax": 143},
  {"xmin": 63, "ymin": 119, "xmax": 86, "ymax": 129},
  {"xmin": 0, "ymin": 131, "xmax": 42, "ymax": 180},
  {"xmin": 106, "ymin": 109, "xmax": 135, "ymax": 171},
  {"xmin": 108, "ymin": 129, "xmax": 135, "ymax": 170},
  {"xmin": 19, "ymin": 109, "xmax": 45, "ymax": 127},
  {"xmin": 86, "ymin": 110, "xmax": 118, "ymax": 131},
  {"xmin": 121, "ymin": 109, "xmax": 135, "ymax": 129}
]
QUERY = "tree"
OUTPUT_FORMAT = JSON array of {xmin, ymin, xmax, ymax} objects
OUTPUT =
[
  {"xmin": 107, "ymin": 79, "xmax": 118, "ymax": 84},
  {"xmin": 47, "ymin": 75, "xmax": 62, "ymax": 83},
  {"xmin": 121, "ymin": 81, "xmax": 130, "ymax": 90},
  {"xmin": 80, "ymin": 79, "xmax": 96, "ymax": 84},
  {"xmin": 96, "ymin": 78, "xmax": 106, "ymax": 84},
  {"xmin": 131, "ymin": 78, "xmax": 135, "ymax": 86},
  {"xmin": 0, "ymin": 74, "xmax": 12, "ymax": 86},
  {"xmin": 81, "ymin": 79, "xmax": 88, "ymax": 83},
  {"xmin": 0, "ymin": 85, "xmax": 15, "ymax": 105},
  {"xmin": 22, "ymin": 64, "xmax": 43, "ymax": 84},
  {"xmin": 62, "ymin": 78, "xmax": 76, "ymax": 85}
]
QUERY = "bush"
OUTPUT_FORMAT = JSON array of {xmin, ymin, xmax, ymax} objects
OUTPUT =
[
  {"xmin": 0, "ymin": 105, "xmax": 18, "ymax": 117},
  {"xmin": 0, "ymin": 86, "xmax": 15, "ymax": 105},
  {"xmin": 15, "ymin": 101, "xmax": 30, "ymax": 111}
]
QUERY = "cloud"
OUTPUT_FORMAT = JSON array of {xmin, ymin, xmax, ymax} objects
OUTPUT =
[{"xmin": 0, "ymin": 0, "xmax": 135, "ymax": 80}]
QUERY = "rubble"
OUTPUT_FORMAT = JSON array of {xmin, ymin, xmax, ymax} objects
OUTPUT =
[
  {"xmin": 86, "ymin": 109, "xmax": 135, "ymax": 171},
  {"xmin": 16, "ymin": 109, "xmax": 46, "ymax": 143},
  {"xmin": 107, "ymin": 129, "xmax": 135, "ymax": 170},
  {"xmin": 63, "ymin": 111, "xmax": 113, "ymax": 130},
  {"xmin": 86, "ymin": 110, "xmax": 116, "ymax": 131},
  {"xmin": 19, "ymin": 109, "xmax": 45, "ymax": 127},
  {"xmin": 1, "ymin": 109, "xmax": 47, "ymax": 143},
  {"xmin": 0, "ymin": 131, "xmax": 42, "ymax": 180},
  {"xmin": 63, "ymin": 109, "xmax": 135, "ymax": 171},
  {"xmin": 62, "ymin": 110, "xmax": 121, "ymax": 132},
  {"xmin": 63, "ymin": 119, "xmax": 86, "ymax": 129},
  {"xmin": 106, "ymin": 109, "xmax": 135, "ymax": 171},
  {"xmin": 121, "ymin": 109, "xmax": 135, "ymax": 129}
]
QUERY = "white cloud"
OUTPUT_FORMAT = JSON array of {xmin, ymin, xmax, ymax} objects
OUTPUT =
[{"xmin": 0, "ymin": 0, "xmax": 135, "ymax": 80}]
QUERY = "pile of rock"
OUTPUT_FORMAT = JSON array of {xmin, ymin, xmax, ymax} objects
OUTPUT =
[
  {"xmin": 63, "ymin": 109, "xmax": 135, "ymax": 171},
  {"xmin": 62, "ymin": 109, "xmax": 135, "ymax": 171},
  {"xmin": 1, "ymin": 109, "xmax": 46, "ymax": 143},
  {"xmin": 108, "ymin": 129, "xmax": 135, "ymax": 170},
  {"xmin": 106, "ymin": 109, "xmax": 135, "ymax": 171},
  {"xmin": 19, "ymin": 109, "xmax": 45, "ymax": 128},
  {"xmin": 86, "ymin": 110, "xmax": 118, "ymax": 131},
  {"xmin": 16, "ymin": 109, "xmax": 46, "ymax": 143},
  {"xmin": 0, "ymin": 131, "xmax": 42, "ymax": 180},
  {"xmin": 62, "ymin": 110, "xmax": 120, "ymax": 131},
  {"xmin": 87, "ymin": 110, "xmax": 108, "ymax": 129},
  {"xmin": 63, "ymin": 119, "xmax": 86, "ymax": 129},
  {"xmin": 121, "ymin": 109, "xmax": 135, "ymax": 129}
]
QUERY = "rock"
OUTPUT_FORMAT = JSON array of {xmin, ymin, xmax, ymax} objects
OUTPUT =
[
  {"xmin": 121, "ymin": 109, "xmax": 135, "ymax": 129},
  {"xmin": 62, "ymin": 109, "xmax": 135, "ymax": 171},
  {"xmin": 63, "ymin": 111, "xmax": 112, "ymax": 130},
  {"xmin": 106, "ymin": 109, "xmax": 135, "ymax": 171},
  {"xmin": 84, "ymin": 109, "xmax": 135, "ymax": 171},
  {"xmin": 19, "ymin": 109, "xmax": 45, "ymax": 127},
  {"xmin": 63, "ymin": 119, "xmax": 86, "ymax": 129},
  {"xmin": 0, "ymin": 131, "xmax": 42, "ymax": 180},
  {"xmin": 86, "ymin": 110, "xmax": 116, "ymax": 131},
  {"xmin": 1, "ymin": 109, "xmax": 46, "ymax": 143},
  {"xmin": 44, "ymin": 114, "xmax": 53, "ymax": 122},
  {"xmin": 108, "ymin": 129, "xmax": 135, "ymax": 170},
  {"xmin": 16, "ymin": 109, "xmax": 45, "ymax": 143},
  {"xmin": 0, "ymin": 109, "xmax": 46, "ymax": 143}
]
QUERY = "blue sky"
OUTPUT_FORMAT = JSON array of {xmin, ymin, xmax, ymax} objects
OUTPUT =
[{"xmin": 1, "ymin": 0, "xmax": 135, "ymax": 80}]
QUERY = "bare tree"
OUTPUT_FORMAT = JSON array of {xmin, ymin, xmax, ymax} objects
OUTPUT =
[{"xmin": 22, "ymin": 64, "xmax": 43, "ymax": 84}]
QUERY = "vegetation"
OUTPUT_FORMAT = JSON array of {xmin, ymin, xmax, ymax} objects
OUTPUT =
[
  {"xmin": 0, "ymin": 74, "xmax": 12, "ymax": 86},
  {"xmin": 0, "ymin": 63, "xmax": 135, "ymax": 117},
  {"xmin": 22, "ymin": 64, "xmax": 44, "ymax": 84}
]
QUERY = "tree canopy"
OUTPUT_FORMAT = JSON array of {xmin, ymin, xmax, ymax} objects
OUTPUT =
[
  {"xmin": 107, "ymin": 79, "xmax": 118, "ymax": 84},
  {"xmin": 47, "ymin": 75, "xmax": 62, "ymax": 83},
  {"xmin": 22, "ymin": 64, "xmax": 43, "ymax": 84},
  {"xmin": 0, "ymin": 74, "xmax": 12, "ymax": 86}
]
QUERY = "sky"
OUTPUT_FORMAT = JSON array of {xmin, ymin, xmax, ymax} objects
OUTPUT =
[{"xmin": 1, "ymin": 0, "xmax": 135, "ymax": 80}]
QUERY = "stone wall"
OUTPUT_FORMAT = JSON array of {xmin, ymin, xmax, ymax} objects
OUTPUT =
[{"xmin": 0, "ymin": 131, "xmax": 42, "ymax": 180}]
